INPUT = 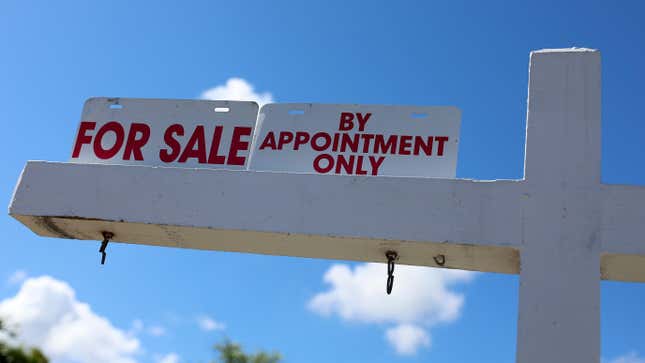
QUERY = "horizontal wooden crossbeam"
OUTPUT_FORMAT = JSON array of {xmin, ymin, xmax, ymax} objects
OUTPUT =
[{"xmin": 9, "ymin": 161, "xmax": 645, "ymax": 281}]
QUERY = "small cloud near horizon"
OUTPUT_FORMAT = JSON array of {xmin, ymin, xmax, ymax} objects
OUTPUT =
[
  {"xmin": 607, "ymin": 352, "xmax": 645, "ymax": 363},
  {"xmin": 197, "ymin": 315, "xmax": 225, "ymax": 332},
  {"xmin": 200, "ymin": 78, "xmax": 274, "ymax": 106},
  {"xmin": 156, "ymin": 352, "xmax": 180, "ymax": 363},
  {"xmin": 6, "ymin": 270, "xmax": 28, "ymax": 286}
]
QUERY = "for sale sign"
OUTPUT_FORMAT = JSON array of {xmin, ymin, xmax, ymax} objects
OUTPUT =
[
  {"xmin": 71, "ymin": 98, "xmax": 258, "ymax": 169},
  {"xmin": 249, "ymin": 103, "xmax": 460, "ymax": 178}
]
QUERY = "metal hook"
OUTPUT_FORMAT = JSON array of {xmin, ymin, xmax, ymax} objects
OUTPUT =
[
  {"xmin": 433, "ymin": 254, "xmax": 446, "ymax": 266},
  {"xmin": 100, "ymin": 232, "xmax": 113, "ymax": 265},
  {"xmin": 385, "ymin": 250, "xmax": 398, "ymax": 295}
]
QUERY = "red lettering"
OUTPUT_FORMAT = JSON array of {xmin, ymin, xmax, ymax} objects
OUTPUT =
[
  {"xmin": 398, "ymin": 135, "xmax": 412, "ymax": 155},
  {"xmin": 335, "ymin": 154, "xmax": 354, "ymax": 174},
  {"xmin": 208, "ymin": 126, "xmax": 226, "ymax": 164},
  {"xmin": 369, "ymin": 156, "xmax": 385, "ymax": 176},
  {"xmin": 355, "ymin": 156, "xmax": 368, "ymax": 175},
  {"xmin": 374, "ymin": 135, "xmax": 397, "ymax": 154},
  {"xmin": 178, "ymin": 126, "xmax": 207, "ymax": 163},
  {"xmin": 259, "ymin": 132, "xmax": 277, "ymax": 150},
  {"xmin": 332, "ymin": 133, "xmax": 340, "ymax": 152},
  {"xmin": 413, "ymin": 136, "xmax": 433, "ymax": 156},
  {"xmin": 227, "ymin": 126, "xmax": 252, "ymax": 166},
  {"xmin": 294, "ymin": 131, "xmax": 310, "ymax": 150},
  {"xmin": 311, "ymin": 132, "xmax": 332, "ymax": 151},
  {"xmin": 339, "ymin": 133, "xmax": 359, "ymax": 152},
  {"xmin": 159, "ymin": 124, "xmax": 184, "ymax": 163},
  {"xmin": 123, "ymin": 123, "xmax": 150, "ymax": 160},
  {"xmin": 313, "ymin": 153, "xmax": 334, "ymax": 173},
  {"xmin": 339, "ymin": 112, "xmax": 354, "ymax": 131},
  {"xmin": 356, "ymin": 113, "xmax": 371, "ymax": 131},
  {"xmin": 278, "ymin": 131, "xmax": 294, "ymax": 150},
  {"xmin": 72, "ymin": 121, "xmax": 96, "ymax": 158},
  {"xmin": 435, "ymin": 136, "xmax": 449, "ymax": 156},
  {"xmin": 93, "ymin": 121, "xmax": 125, "ymax": 159},
  {"xmin": 361, "ymin": 134, "xmax": 375, "ymax": 153}
]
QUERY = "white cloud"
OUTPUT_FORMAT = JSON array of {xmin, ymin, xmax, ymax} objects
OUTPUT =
[
  {"xmin": 127, "ymin": 319, "xmax": 165, "ymax": 337},
  {"xmin": 385, "ymin": 324, "xmax": 431, "ymax": 356},
  {"xmin": 608, "ymin": 352, "xmax": 645, "ymax": 363},
  {"xmin": 129, "ymin": 319, "xmax": 144, "ymax": 335},
  {"xmin": 147, "ymin": 325, "xmax": 166, "ymax": 337},
  {"xmin": 197, "ymin": 315, "xmax": 225, "ymax": 332},
  {"xmin": 309, "ymin": 263, "xmax": 473, "ymax": 324},
  {"xmin": 156, "ymin": 352, "xmax": 180, "ymax": 363},
  {"xmin": 0, "ymin": 276, "xmax": 140, "ymax": 363},
  {"xmin": 308, "ymin": 263, "xmax": 474, "ymax": 354},
  {"xmin": 200, "ymin": 78, "xmax": 274, "ymax": 106},
  {"xmin": 7, "ymin": 270, "xmax": 28, "ymax": 285}
]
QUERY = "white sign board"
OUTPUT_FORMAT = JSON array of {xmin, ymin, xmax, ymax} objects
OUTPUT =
[
  {"xmin": 249, "ymin": 103, "xmax": 461, "ymax": 177},
  {"xmin": 71, "ymin": 98, "xmax": 259, "ymax": 169}
]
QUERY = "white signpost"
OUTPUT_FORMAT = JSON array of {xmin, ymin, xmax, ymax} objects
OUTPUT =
[
  {"xmin": 8, "ymin": 48, "xmax": 645, "ymax": 363},
  {"xmin": 249, "ymin": 103, "xmax": 460, "ymax": 177}
]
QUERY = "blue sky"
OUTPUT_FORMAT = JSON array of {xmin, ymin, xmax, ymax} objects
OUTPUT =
[{"xmin": 1, "ymin": 1, "xmax": 645, "ymax": 362}]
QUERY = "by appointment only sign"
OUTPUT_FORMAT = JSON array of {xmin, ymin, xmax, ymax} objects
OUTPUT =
[
  {"xmin": 250, "ymin": 103, "xmax": 461, "ymax": 177},
  {"xmin": 70, "ymin": 98, "xmax": 460, "ymax": 177}
]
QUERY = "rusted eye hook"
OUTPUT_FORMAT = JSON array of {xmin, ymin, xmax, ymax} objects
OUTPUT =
[
  {"xmin": 385, "ymin": 251, "xmax": 398, "ymax": 295},
  {"xmin": 99, "ymin": 232, "xmax": 113, "ymax": 265}
]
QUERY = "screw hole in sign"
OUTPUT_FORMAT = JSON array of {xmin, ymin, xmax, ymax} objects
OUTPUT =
[
  {"xmin": 109, "ymin": 104, "xmax": 123, "ymax": 110},
  {"xmin": 410, "ymin": 112, "xmax": 428, "ymax": 119},
  {"xmin": 288, "ymin": 109, "xmax": 305, "ymax": 115},
  {"xmin": 214, "ymin": 107, "xmax": 230, "ymax": 113}
]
